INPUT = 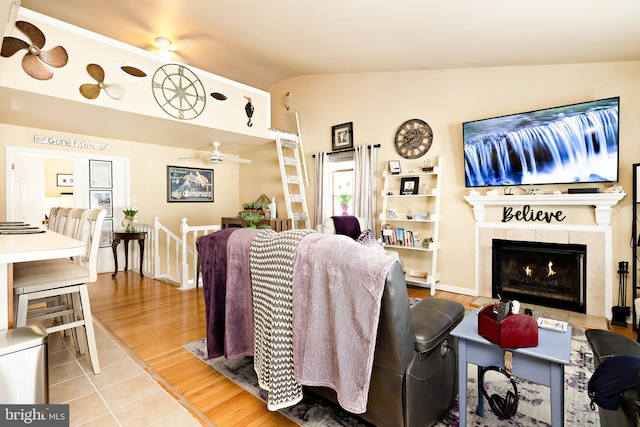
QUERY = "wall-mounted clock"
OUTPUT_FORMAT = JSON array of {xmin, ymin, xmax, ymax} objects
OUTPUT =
[
  {"xmin": 394, "ymin": 119, "xmax": 433, "ymax": 159},
  {"xmin": 151, "ymin": 64, "xmax": 206, "ymax": 120}
]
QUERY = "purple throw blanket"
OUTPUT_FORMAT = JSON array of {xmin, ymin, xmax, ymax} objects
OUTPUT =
[
  {"xmin": 224, "ymin": 228, "xmax": 260, "ymax": 358},
  {"xmin": 197, "ymin": 228, "xmax": 238, "ymax": 358},
  {"xmin": 331, "ymin": 215, "xmax": 361, "ymax": 240},
  {"xmin": 292, "ymin": 233, "xmax": 396, "ymax": 414}
]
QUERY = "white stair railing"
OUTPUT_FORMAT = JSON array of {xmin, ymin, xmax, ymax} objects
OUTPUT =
[
  {"xmin": 180, "ymin": 218, "xmax": 221, "ymax": 290},
  {"xmin": 147, "ymin": 217, "xmax": 220, "ymax": 290},
  {"xmin": 132, "ymin": 222, "xmax": 155, "ymax": 277}
]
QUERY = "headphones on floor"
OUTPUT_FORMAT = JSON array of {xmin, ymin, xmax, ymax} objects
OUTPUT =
[{"xmin": 479, "ymin": 366, "xmax": 519, "ymax": 419}]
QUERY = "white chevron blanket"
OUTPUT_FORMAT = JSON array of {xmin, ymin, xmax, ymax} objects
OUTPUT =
[{"xmin": 249, "ymin": 228, "xmax": 316, "ymax": 410}]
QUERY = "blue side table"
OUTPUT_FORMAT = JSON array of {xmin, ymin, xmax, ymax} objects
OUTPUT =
[{"xmin": 451, "ymin": 309, "xmax": 571, "ymax": 426}]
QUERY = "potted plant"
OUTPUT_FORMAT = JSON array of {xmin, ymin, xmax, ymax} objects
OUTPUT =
[
  {"xmin": 242, "ymin": 201, "xmax": 270, "ymax": 219},
  {"xmin": 241, "ymin": 211, "xmax": 271, "ymax": 229},
  {"xmin": 122, "ymin": 208, "xmax": 139, "ymax": 232},
  {"xmin": 337, "ymin": 193, "xmax": 352, "ymax": 215}
]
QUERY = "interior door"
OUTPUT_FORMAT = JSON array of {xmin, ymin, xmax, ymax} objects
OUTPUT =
[{"xmin": 9, "ymin": 152, "xmax": 46, "ymax": 227}]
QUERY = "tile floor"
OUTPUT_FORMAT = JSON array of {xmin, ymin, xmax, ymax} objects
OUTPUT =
[{"xmin": 48, "ymin": 321, "xmax": 208, "ymax": 427}]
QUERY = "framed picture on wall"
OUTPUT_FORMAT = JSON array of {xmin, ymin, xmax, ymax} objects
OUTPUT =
[
  {"xmin": 331, "ymin": 122, "xmax": 353, "ymax": 151},
  {"xmin": 90, "ymin": 190, "xmax": 113, "ymax": 217},
  {"xmin": 167, "ymin": 166, "xmax": 214, "ymax": 202},
  {"xmin": 56, "ymin": 174, "xmax": 74, "ymax": 187},
  {"xmin": 89, "ymin": 159, "xmax": 112, "ymax": 188}
]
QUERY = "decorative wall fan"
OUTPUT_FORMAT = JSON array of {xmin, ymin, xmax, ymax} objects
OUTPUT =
[
  {"xmin": 180, "ymin": 142, "xmax": 251, "ymax": 164},
  {"xmin": 0, "ymin": 21, "xmax": 68, "ymax": 80},
  {"xmin": 80, "ymin": 64, "xmax": 125, "ymax": 100}
]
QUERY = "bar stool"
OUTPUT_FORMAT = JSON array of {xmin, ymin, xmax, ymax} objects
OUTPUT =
[
  {"xmin": 12, "ymin": 208, "xmax": 106, "ymax": 374},
  {"xmin": 47, "ymin": 207, "xmax": 61, "ymax": 230},
  {"xmin": 54, "ymin": 207, "xmax": 73, "ymax": 234}
]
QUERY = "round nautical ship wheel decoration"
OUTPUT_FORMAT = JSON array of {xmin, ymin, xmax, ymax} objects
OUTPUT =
[
  {"xmin": 151, "ymin": 63, "xmax": 206, "ymax": 120},
  {"xmin": 394, "ymin": 118, "xmax": 433, "ymax": 159}
]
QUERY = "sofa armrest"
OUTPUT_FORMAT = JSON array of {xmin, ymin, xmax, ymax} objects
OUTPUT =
[
  {"xmin": 586, "ymin": 329, "xmax": 640, "ymax": 364},
  {"xmin": 411, "ymin": 298, "xmax": 465, "ymax": 354}
]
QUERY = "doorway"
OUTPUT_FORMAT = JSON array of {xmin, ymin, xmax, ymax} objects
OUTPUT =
[{"xmin": 6, "ymin": 146, "xmax": 130, "ymax": 274}]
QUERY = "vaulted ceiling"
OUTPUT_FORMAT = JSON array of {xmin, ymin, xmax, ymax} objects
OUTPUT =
[
  {"xmin": 19, "ymin": 0, "xmax": 640, "ymax": 90},
  {"xmin": 4, "ymin": 0, "xmax": 639, "ymax": 153}
]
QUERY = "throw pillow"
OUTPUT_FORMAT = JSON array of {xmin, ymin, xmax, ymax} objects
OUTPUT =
[{"xmin": 357, "ymin": 229, "xmax": 378, "ymax": 247}]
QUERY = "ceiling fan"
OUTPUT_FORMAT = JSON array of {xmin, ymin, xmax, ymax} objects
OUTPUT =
[{"xmin": 180, "ymin": 142, "xmax": 251, "ymax": 164}]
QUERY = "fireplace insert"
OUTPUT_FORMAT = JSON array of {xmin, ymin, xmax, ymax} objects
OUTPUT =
[{"xmin": 492, "ymin": 239, "xmax": 587, "ymax": 313}]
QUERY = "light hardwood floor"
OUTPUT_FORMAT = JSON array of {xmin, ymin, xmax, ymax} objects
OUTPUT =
[{"xmin": 86, "ymin": 270, "xmax": 635, "ymax": 426}]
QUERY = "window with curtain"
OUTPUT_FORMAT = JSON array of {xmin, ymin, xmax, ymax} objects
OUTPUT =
[
  {"xmin": 314, "ymin": 145, "xmax": 377, "ymax": 230},
  {"xmin": 330, "ymin": 160, "xmax": 354, "ymax": 216}
]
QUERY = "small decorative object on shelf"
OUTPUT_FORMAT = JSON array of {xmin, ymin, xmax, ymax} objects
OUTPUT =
[
  {"xmin": 122, "ymin": 208, "xmax": 138, "ymax": 233},
  {"xmin": 400, "ymin": 177, "xmax": 419, "ymax": 195},
  {"xmin": 422, "ymin": 237, "xmax": 434, "ymax": 248},
  {"xmin": 420, "ymin": 159, "xmax": 434, "ymax": 172},
  {"xmin": 388, "ymin": 160, "xmax": 401, "ymax": 175}
]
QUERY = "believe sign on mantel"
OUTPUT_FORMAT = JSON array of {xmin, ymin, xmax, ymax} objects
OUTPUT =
[{"xmin": 502, "ymin": 205, "xmax": 566, "ymax": 223}]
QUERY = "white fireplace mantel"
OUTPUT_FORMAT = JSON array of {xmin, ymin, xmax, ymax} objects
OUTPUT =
[{"xmin": 463, "ymin": 193, "xmax": 626, "ymax": 226}]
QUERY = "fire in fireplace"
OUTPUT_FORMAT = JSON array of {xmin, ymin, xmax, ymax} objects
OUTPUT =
[{"xmin": 492, "ymin": 239, "xmax": 587, "ymax": 313}]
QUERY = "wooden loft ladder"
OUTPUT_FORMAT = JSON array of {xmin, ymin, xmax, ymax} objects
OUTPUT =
[{"xmin": 271, "ymin": 114, "xmax": 310, "ymax": 230}]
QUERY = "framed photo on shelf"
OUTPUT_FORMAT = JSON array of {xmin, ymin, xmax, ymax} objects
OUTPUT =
[
  {"xmin": 56, "ymin": 173, "xmax": 73, "ymax": 187},
  {"xmin": 167, "ymin": 165, "xmax": 214, "ymax": 202},
  {"xmin": 89, "ymin": 159, "xmax": 112, "ymax": 188},
  {"xmin": 388, "ymin": 208, "xmax": 398, "ymax": 219},
  {"xmin": 400, "ymin": 177, "xmax": 419, "ymax": 195},
  {"xmin": 89, "ymin": 190, "xmax": 113, "ymax": 217},
  {"xmin": 331, "ymin": 122, "xmax": 353, "ymax": 151},
  {"xmin": 388, "ymin": 160, "xmax": 401, "ymax": 175}
]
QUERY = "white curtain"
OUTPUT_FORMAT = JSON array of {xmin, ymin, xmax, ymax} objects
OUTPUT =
[
  {"xmin": 313, "ymin": 152, "xmax": 330, "ymax": 228},
  {"xmin": 353, "ymin": 144, "xmax": 378, "ymax": 231}
]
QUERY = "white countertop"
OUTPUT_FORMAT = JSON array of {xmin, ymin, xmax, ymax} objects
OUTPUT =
[{"xmin": 0, "ymin": 230, "xmax": 86, "ymax": 330}]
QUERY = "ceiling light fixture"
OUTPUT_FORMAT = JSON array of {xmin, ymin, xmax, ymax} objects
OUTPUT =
[{"xmin": 154, "ymin": 36, "xmax": 173, "ymax": 58}]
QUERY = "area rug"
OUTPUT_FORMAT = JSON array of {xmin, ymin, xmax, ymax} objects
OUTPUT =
[{"xmin": 184, "ymin": 332, "xmax": 600, "ymax": 426}]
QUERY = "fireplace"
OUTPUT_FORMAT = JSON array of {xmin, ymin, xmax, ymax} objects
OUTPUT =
[{"xmin": 492, "ymin": 239, "xmax": 587, "ymax": 313}]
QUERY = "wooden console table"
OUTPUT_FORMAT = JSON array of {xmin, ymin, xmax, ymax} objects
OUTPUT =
[
  {"xmin": 221, "ymin": 217, "xmax": 292, "ymax": 232},
  {"xmin": 112, "ymin": 231, "xmax": 147, "ymax": 278}
]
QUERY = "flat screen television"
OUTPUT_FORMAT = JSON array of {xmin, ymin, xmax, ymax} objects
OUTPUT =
[{"xmin": 463, "ymin": 97, "xmax": 619, "ymax": 188}]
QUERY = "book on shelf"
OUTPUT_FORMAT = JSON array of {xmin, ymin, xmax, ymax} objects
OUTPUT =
[
  {"xmin": 537, "ymin": 317, "xmax": 568, "ymax": 332},
  {"xmin": 381, "ymin": 225, "xmax": 418, "ymax": 247}
]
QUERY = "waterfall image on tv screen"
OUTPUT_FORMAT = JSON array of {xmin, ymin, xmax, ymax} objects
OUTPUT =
[{"xmin": 463, "ymin": 97, "xmax": 619, "ymax": 187}]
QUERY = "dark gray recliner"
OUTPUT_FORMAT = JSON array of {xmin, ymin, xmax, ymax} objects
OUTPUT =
[
  {"xmin": 307, "ymin": 261, "xmax": 465, "ymax": 427},
  {"xmin": 585, "ymin": 329, "xmax": 640, "ymax": 427}
]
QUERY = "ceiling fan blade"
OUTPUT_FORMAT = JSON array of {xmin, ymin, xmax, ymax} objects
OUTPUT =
[
  {"xmin": 86, "ymin": 63, "xmax": 104, "ymax": 82},
  {"xmin": 38, "ymin": 46, "xmax": 68, "ymax": 68},
  {"xmin": 178, "ymin": 156, "xmax": 209, "ymax": 160},
  {"xmin": 224, "ymin": 157, "xmax": 251, "ymax": 164},
  {"xmin": 16, "ymin": 21, "xmax": 45, "ymax": 49},
  {"xmin": 1, "ymin": 37, "xmax": 28, "ymax": 57},
  {"xmin": 22, "ymin": 54, "xmax": 53, "ymax": 80},
  {"xmin": 79, "ymin": 84, "xmax": 100, "ymax": 99},
  {"xmin": 104, "ymin": 83, "xmax": 125, "ymax": 100}
]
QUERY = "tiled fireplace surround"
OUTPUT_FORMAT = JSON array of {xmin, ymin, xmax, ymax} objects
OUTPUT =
[{"xmin": 464, "ymin": 193, "xmax": 625, "ymax": 319}]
